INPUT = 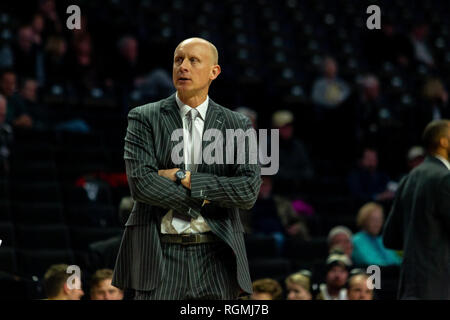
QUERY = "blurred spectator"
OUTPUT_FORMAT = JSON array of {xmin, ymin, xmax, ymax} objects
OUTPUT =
[
  {"xmin": 0, "ymin": 69, "xmax": 33, "ymax": 128},
  {"xmin": 44, "ymin": 36, "xmax": 68, "ymax": 87},
  {"xmin": 409, "ymin": 23, "xmax": 435, "ymax": 68},
  {"xmin": 311, "ymin": 56, "xmax": 350, "ymax": 109},
  {"xmin": 347, "ymin": 148, "xmax": 395, "ymax": 204},
  {"xmin": 316, "ymin": 252, "xmax": 351, "ymax": 300},
  {"xmin": 352, "ymin": 202, "xmax": 402, "ymax": 267},
  {"xmin": 38, "ymin": 0, "xmax": 63, "ymax": 38},
  {"xmin": 235, "ymin": 106, "xmax": 258, "ymax": 129},
  {"xmin": 66, "ymin": 33, "xmax": 102, "ymax": 96},
  {"xmin": 415, "ymin": 77, "xmax": 449, "ymax": 138},
  {"xmin": 251, "ymin": 176, "xmax": 310, "ymax": 251},
  {"xmin": 111, "ymin": 35, "xmax": 173, "ymax": 109},
  {"xmin": 43, "ymin": 264, "xmax": 84, "ymax": 300},
  {"xmin": 90, "ymin": 269, "xmax": 123, "ymax": 300},
  {"xmin": 111, "ymin": 35, "xmax": 144, "ymax": 94},
  {"xmin": 363, "ymin": 18, "xmax": 414, "ymax": 70},
  {"xmin": 0, "ymin": 42, "xmax": 14, "ymax": 70},
  {"xmin": 354, "ymin": 75, "xmax": 398, "ymax": 144},
  {"xmin": 271, "ymin": 110, "xmax": 314, "ymax": 195},
  {"xmin": 347, "ymin": 270, "xmax": 374, "ymax": 300},
  {"xmin": 19, "ymin": 78, "xmax": 49, "ymax": 130},
  {"xmin": 250, "ymin": 278, "xmax": 283, "ymax": 300},
  {"xmin": 285, "ymin": 270, "xmax": 312, "ymax": 300},
  {"xmin": 12, "ymin": 25, "xmax": 44, "ymax": 83},
  {"xmin": 327, "ymin": 226, "xmax": 353, "ymax": 259},
  {"xmin": 31, "ymin": 13, "xmax": 45, "ymax": 47},
  {"xmin": 406, "ymin": 146, "xmax": 425, "ymax": 171},
  {"xmin": 0, "ymin": 94, "xmax": 13, "ymax": 174}
]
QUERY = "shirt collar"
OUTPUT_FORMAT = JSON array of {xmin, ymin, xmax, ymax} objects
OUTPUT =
[
  {"xmin": 434, "ymin": 155, "xmax": 450, "ymax": 170},
  {"xmin": 175, "ymin": 92, "xmax": 208, "ymax": 120}
]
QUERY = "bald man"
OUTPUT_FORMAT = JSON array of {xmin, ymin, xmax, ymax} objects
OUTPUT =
[{"xmin": 112, "ymin": 38, "xmax": 262, "ymax": 300}]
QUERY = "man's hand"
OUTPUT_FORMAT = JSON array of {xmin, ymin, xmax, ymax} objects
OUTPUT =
[
  {"xmin": 181, "ymin": 171, "xmax": 191, "ymax": 189},
  {"xmin": 158, "ymin": 169, "xmax": 193, "ymax": 190},
  {"xmin": 158, "ymin": 168, "xmax": 180, "ymax": 182}
]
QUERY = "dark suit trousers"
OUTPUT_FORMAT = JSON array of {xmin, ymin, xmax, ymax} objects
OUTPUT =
[{"xmin": 134, "ymin": 241, "xmax": 240, "ymax": 300}]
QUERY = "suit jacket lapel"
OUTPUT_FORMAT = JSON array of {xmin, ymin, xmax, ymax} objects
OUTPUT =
[
  {"xmin": 160, "ymin": 94, "xmax": 185, "ymax": 170},
  {"xmin": 198, "ymin": 99, "xmax": 225, "ymax": 173}
]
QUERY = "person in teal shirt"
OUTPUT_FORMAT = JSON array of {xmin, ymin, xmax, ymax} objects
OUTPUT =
[{"xmin": 352, "ymin": 202, "xmax": 402, "ymax": 266}]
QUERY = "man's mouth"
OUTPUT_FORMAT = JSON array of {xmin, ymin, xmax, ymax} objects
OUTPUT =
[{"xmin": 178, "ymin": 77, "xmax": 191, "ymax": 81}]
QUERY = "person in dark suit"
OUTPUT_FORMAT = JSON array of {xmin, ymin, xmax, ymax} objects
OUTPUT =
[
  {"xmin": 383, "ymin": 119, "xmax": 450, "ymax": 299},
  {"xmin": 112, "ymin": 38, "xmax": 262, "ymax": 300}
]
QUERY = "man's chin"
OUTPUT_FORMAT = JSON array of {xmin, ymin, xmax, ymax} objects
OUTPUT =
[{"xmin": 176, "ymin": 87, "xmax": 195, "ymax": 95}]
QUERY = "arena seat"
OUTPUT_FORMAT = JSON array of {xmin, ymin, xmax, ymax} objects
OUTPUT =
[
  {"xmin": 11, "ymin": 182, "xmax": 62, "ymax": 204},
  {"xmin": 65, "ymin": 204, "xmax": 117, "ymax": 227},
  {"xmin": 0, "ymin": 247, "xmax": 18, "ymax": 274},
  {"xmin": 0, "ymin": 222, "xmax": 15, "ymax": 248},
  {"xmin": 13, "ymin": 202, "xmax": 65, "ymax": 225},
  {"xmin": 248, "ymin": 258, "xmax": 291, "ymax": 281},
  {"xmin": 244, "ymin": 234, "xmax": 279, "ymax": 259},
  {"xmin": 17, "ymin": 249, "xmax": 76, "ymax": 277},
  {"xmin": 284, "ymin": 237, "xmax": 329, "ymax": 262},
  {"xmin": 70, "ymin": 226, "xmax": 122, "ymax": 250},
  {"xmin": 16, "ymin": 224, "xmax": 71, "ymax": 250},
  {"xmin": 0, "ymin": 200, "xmax": 12, "ymax": 222}
]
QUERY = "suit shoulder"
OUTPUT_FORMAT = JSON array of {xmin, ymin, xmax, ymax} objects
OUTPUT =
[
  {"xmin": 128, "ymin": 97, "xmax": 170, "ymax": 118},
  {"xmin": 213, "ymin": 103, "xmax": 252, "ymax": 127}
]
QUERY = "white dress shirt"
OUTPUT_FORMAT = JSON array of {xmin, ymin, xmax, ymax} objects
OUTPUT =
[
  {"xmin": 435, "ymin": 155, "xmax": 450, "ymax": 170},
  {"xmin": 160, "ymin": 93, "xmax": 212, "ymax": 234}
]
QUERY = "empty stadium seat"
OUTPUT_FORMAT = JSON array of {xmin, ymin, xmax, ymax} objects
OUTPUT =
[
  {"xmin": 244, "ymin": 234, "xmax": 279, "ymax": 259},
  {"xmin": 11, "ymin": 182, "xmax": 62, "ymax": 203},
  {"xmin": 0, "ymin": 247, "xmax": 18, "ymax": 274},
  {"xmin": 16, "ymin": 225, "xmax": 71, "ymax": 250},
  {"xmin": 0, "ymin": 200, "xmax": 11, "ymax": 222},
  {"xmin": 285, "ymin": 237, "xmax": 329, "ymax": 263},
  {"xmin": 64, "ymin": 183, "xmax": 112, "ymax": 206},
  {"xmin": 14, "ymin": 202, "xmax": 65, "ymax": 225},
  {"xmin": 17, "ymin": 249, "xmax": 76, "ymax": 277},
  {"xmin": 10, "ymin": 161, "xmax": 58, "ymax": 183},
  {"xmin": 248, "ymin": 258, "xmax": 291, "ymax": 280},
  {"xmin": 0, "ymin": 222, "xmax": 15, "ymax": 247},
  {"xmin": 65, "ymin": 204, "xmax": 117, "ymax": 227},
  {"xmin": 70, "ymin": 227, "xmax": 122, "ymax": 250}
]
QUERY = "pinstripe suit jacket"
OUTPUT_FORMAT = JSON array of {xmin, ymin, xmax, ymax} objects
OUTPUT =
[{"xmin": 112, "ymin": 93, "xmax": 262, "ymax": 294}]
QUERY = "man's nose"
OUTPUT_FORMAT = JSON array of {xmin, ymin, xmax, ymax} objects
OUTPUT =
[{"xmin": 179, "ymin": 58, "xmax": 190, "ymax": 71}]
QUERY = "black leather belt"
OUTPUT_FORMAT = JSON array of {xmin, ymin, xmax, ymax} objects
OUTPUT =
[{"xmin": 160, "ymin": 232, "xmax": 221, "ymax": 245}]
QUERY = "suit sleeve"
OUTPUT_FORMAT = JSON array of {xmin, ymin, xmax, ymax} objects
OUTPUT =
[
  {"xmin": 382, "ymin": 177, "xmax": 405, "ymax": 250},
  {"xmin": 124, "ymin": 107, "xmax": 203, "ymax": 219},
  {"xmin": 190, "ymin": 116, "xmax": 262, "ymax": 210},
  {"xmin": 438, "ymin": 173, "xmax": 450, "ymax": 232}
]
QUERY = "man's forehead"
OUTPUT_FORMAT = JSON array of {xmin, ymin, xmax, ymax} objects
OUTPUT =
[{"xmin": 175, "ymin": 41, "xmax": 211, "ymax": 55}]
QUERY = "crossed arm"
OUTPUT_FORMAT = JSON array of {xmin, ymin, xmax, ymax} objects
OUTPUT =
[{"xmin": 125, "ymin": 107, "xmax": 261, "ymax": 219}]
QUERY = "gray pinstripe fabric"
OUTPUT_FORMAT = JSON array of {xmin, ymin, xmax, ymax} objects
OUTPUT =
[
  {"xmin": 134, "ymin": 242, "xmax": 239, "ymax": 300},
  {"xmin": 112, "ymin": 94, "xmax": 262, "ymax": 297}
]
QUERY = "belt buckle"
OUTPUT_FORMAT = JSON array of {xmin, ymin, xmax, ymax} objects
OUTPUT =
[{"xmin": 181, "ymin": 234, "xmax": 197, "ymax": 245}]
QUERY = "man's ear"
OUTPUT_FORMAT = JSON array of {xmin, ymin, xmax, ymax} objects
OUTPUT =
[
  {"xmin": 62, "ymin": 282, "xmax": 70, "ymax": 295},
  {"xmin": 440, "ymin": 136, "xmax": 449, "ymax": 148},
  {"xmin": 210, "ymin": 65, "xmax": 221, "ymax": 81}
]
